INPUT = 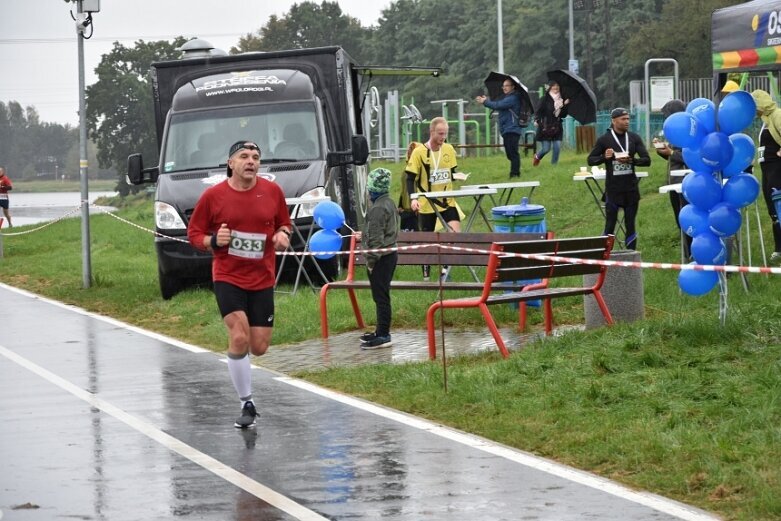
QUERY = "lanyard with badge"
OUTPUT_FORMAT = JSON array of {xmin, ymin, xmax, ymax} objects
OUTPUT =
[
  {"xmin": 427, "ymin": 144, "xmax": 451, "ymax": 186},
  {"xmin": 610, "ymin": 129, "xmax": 633, "ymax": 175}
]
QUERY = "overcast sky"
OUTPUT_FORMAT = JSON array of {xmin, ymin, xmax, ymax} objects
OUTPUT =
[{"xmin": 0, "ymin": 0, "xmax": 389, "ymax": 127}]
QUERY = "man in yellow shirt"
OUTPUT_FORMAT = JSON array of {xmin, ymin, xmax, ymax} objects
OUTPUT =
[{"xmin": 405, "ymin": 117, "xmax": 461, "ymax": 280}]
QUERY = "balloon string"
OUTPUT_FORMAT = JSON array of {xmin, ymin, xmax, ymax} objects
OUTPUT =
[{"xmin": 342, "ymin": 223, "xmax": 358, "ymax": 235}]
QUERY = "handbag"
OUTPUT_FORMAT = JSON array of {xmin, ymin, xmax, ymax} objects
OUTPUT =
[{"xmin": 540, "ymin": 120, "xmax": 561, "ymax": 140}]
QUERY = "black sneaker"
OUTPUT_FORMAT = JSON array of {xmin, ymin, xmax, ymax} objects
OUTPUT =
[
  {"xmin": 234, "ymin": 401, "xmax": 258, "ymax": 429},
  {"xmin": 360, "ymin": 331, "xmax": 377, "ymax": 343},
  {"xmin": 361, "ymin": 335, "xmax": 392, "ymax": 350}
]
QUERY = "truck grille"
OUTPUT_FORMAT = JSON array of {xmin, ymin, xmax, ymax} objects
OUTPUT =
[
  {"xmin": 171, "ymin": 172, "xmax": 208, "ymax": 181},
  {"xmin": 267, "ymin": 163, "xmax": 310, "ymax": 173}
]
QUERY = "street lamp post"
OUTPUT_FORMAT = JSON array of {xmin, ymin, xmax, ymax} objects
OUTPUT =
[
  {"xmin": 497, "ymin": 0, "xmax": 504, "ymax": 73},
  {"xmin": 76, "ymin": 0, "xmax": 94, "ymax": 288}
]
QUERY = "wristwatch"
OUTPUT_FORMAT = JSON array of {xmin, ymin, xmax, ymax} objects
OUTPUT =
[{"xmin": 278, "ymin": 228, "xmax": 291, "ymax": 237}]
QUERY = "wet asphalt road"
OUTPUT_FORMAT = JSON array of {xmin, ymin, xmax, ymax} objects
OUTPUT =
[{"xmin": 0, "ymin": 284, "xmax": 719, "ymax": 521}]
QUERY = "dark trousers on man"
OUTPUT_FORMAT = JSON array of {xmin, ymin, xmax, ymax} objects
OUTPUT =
[
  {"xmin": 760, "ymin": 161, "xmax": 781, "ymax": 252},
  {"xmin": 604, "ymin": 200, "xmax": 639, "ymax": 250},
  {"xmin": 368, "ymin": 252, "xmax": 398, "ymax": 337},
  {"xmin": 503, "ymin": 132, "xmax": 521, "ymax": 177}
]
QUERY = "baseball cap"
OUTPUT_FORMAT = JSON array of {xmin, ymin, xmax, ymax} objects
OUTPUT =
[
  {"xmin": 611, "ymin": 107, "xmax": 629, "ymax": 119},
  {"xmin": 226, "ymin": 140, "xmax": 260, "ymax": 177}
]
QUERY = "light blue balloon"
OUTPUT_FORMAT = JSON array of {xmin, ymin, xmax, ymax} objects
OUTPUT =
[
  {"xmin": 313, "ymin": 201, "xmax": 345, "ymax": 231},
  {"xmin": 722, "ymin": 133, "xmax": 755, "ymax": 177},
  {"xmin": 722, "ymin": 173, "xmax": 760, "ymax": 208},
  {"xmin": 682, "ymin": 171, "xmax": 722, "ymax": 211},
  {"xmin": 309, "ymin": 229, "xmax": 342, "ymax": 260},
  {"xmin": 718, "ymin": 91, "xmax": 757, "ymax": 135},
  {"xmin": 686, "ymin": 98, "xmax": 716, "ymax": 134},
  {"xmin": 708, "ymin": 202, "xmax": 742, "ymax": 237},
  {"xmin": 678, "ymin": 263, "xmax": 719, "ymax": 296},
  {"xmin": 700, "ymin": 132, "xmax": 733, "ymax": 170},
  {"xmin": 691, "ymin": 231, "xmax": 727, "ymax": 265},
  {"xmin": 663, "ymin": 112, "xmax": 706, "ymax": 149},
  {"xmin": 678, "ymin": 204, "xmax": 709, "ymax": 238}
]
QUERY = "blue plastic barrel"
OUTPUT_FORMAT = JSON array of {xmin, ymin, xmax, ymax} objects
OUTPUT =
[
  {"xmin": 491, "ymin": 197, "xmax": 547, "ymax": 233},
  {"xmin": 491, "ymin": 197, "xmax": 547, "ymax": 308}
]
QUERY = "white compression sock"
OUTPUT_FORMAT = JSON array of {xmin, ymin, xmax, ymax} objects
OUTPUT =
[{"xmin": 227, "ymin": 353, "xmax": 252, "ymax": 402}]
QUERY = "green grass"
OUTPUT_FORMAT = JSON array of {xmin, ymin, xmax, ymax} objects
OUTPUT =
[{"xmin": 1, "ymin": 150, "xmax": 780, "ymax": 520}]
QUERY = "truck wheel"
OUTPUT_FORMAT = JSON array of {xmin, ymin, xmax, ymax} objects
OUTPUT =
[{"xmin": 158, "ymin": 267, "xmax": 184, "ymax": 300}]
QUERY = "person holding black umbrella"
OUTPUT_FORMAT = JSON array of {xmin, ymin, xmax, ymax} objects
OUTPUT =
[
  {"xmin": 587, "ymin": 108, "xmax": 651, "ymax": 250},
  {"xmin": 532, "ymin": 81, "xmax": 570, "ymax": 166},
  {"xmin": 476, "ymin": 78, "xmax": 526, "ymax": 178}
]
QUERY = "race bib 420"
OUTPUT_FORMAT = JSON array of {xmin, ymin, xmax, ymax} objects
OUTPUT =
[
  {"xmin": 228, "ymin": 230, "xmax": 266, "ymax": 260},
  {"xmin": 428, "ymin": 169, "xmax": 451, "ymax": 185}
]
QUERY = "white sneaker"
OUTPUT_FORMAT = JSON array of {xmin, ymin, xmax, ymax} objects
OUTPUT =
[{"xmin": 770, "ymin": 252, "xmax": 781, "ymax": 266}]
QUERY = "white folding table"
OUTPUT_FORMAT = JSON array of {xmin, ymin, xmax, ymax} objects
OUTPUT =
[
  {"xmin": 460, "ymin": 180, "xmax": 540, "ymax": 207},
  {"xmin": 410, "ymin": 187, "xmax": 497, "ymax": 232},
  {"xmin": 275, "ymin": 195, "xmax": 331, "ymax": 295}
]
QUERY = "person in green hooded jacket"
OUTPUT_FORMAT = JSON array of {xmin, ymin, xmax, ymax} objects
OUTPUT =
[
  {"xmin": 751, "ymin": 89, "xmax": 781, "ymax": 264},
  {"xmin": 354, "ymin": 167, "xmax": 399, "ymax": 349}
]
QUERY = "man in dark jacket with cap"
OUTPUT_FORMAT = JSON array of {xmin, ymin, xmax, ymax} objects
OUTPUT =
[
  {"xmin": 188, "ymin": 140, "xmax": 292, "ymax": 429},
  {"xmin": 587, "ymin": 108, "xmax": 651, "ymax": 250}
]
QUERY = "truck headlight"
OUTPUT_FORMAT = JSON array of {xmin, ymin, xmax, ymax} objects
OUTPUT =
[
  {"xmin": 292, "ymin": 186, "xmax": 328, "ymax": 219},
  {"xmin": 155, "ymin": 201, "xmax": 186, "ymax": 230}
]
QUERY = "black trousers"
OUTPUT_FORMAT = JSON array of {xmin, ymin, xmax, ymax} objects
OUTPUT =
[
  {"xmin": 368, "ymin": 252, "xmax": 398, "ymax": 337},
  {"xmin": 503, "ymin": 132, "xmax": 521, "ymax": 177},
  {"xmin": 604, "ymin": 200, "xmax": 639, "ymax": 250},
  {"xmin": 760, "ymin": 160, "xmax": 781, "ymax": 252},
  {"xmin": 669, "ymin": 191, "xmax": 693, "ymax": 259}
]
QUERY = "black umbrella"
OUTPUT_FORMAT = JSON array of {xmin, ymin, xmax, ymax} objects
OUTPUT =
[
  {"xmin": 546, "ymin": 69, "xmax": 597, "ymax": 124},
  {"xmin": 483, "ymin": 71, "xmax": 535, "ymax": 123}
]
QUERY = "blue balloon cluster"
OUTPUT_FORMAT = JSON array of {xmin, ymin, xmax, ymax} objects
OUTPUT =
[
  {"xmin": 309, "ymin": 201, "xmax": 345, "ymax": 260},
  {"xmin": 663, "ymin": 91, "xmax": 760, "ymax": 296}
]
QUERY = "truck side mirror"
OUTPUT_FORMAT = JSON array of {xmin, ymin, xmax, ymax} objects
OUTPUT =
[
  {"xmin": 127, "ymin": 153, "xmax": 159, "ymax": 185},
  {"xmin": 326, "ymin": 135, "xmax": 370, "ymax": 168},
  {"xmin": 351, "ymin": 135, "xmax": 369, "ymax": 166}
]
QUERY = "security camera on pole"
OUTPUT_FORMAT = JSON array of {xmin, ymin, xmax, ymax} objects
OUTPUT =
[{"xmin": 69, "ymin": 0, "xmax": 100, "ymax": 288}]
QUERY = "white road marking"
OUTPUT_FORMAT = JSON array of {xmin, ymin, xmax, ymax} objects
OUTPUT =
[
  {"xmin": 0, "ymin": 282, "xmax": 718, "ymax": 520},
  {"xmin": 277, "ymin": 377, "xmax": 720, "ymax": 521},
  {"xmin": 0, "ymin": 344, "xmax": 328, "ymax": 521}
]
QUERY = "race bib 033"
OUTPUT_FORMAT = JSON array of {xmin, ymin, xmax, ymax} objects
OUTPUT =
[{"xmin": 228, "ymin": 230, "xmax": 266, "ymax": 260}]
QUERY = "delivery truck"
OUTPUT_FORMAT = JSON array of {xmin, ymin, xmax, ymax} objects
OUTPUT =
[{"xmin": 127, "ymin": 43, "xmax": 439, "ymax": 299}]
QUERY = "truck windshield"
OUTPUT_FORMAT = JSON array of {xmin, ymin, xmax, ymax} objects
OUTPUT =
[{"xmin": 162, "ymin": 102, "xmax": 320, "ymax": 172}]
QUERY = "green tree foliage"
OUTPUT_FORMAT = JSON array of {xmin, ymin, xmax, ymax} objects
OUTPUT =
[
  {"xmin": 14, "ymin": 0, "xmax": 746, "ymax": 192},
  {"xmin": 626, "ymin": 0, "xmax": 741, "ymax": 80},
  {"xmin": 85, "ymin": 38, "xmax": 187, "ymax": 193},
  {"xmin": 234, "ymin": 1, "xmax": 371, "ymax": 61},
  {"xmin": 366, "ymin": 0, "xmax": 499, "ymax": 120},
  {"xmin": 0, "ymin": 101, "xmax": 76, "ymax": 180}
]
